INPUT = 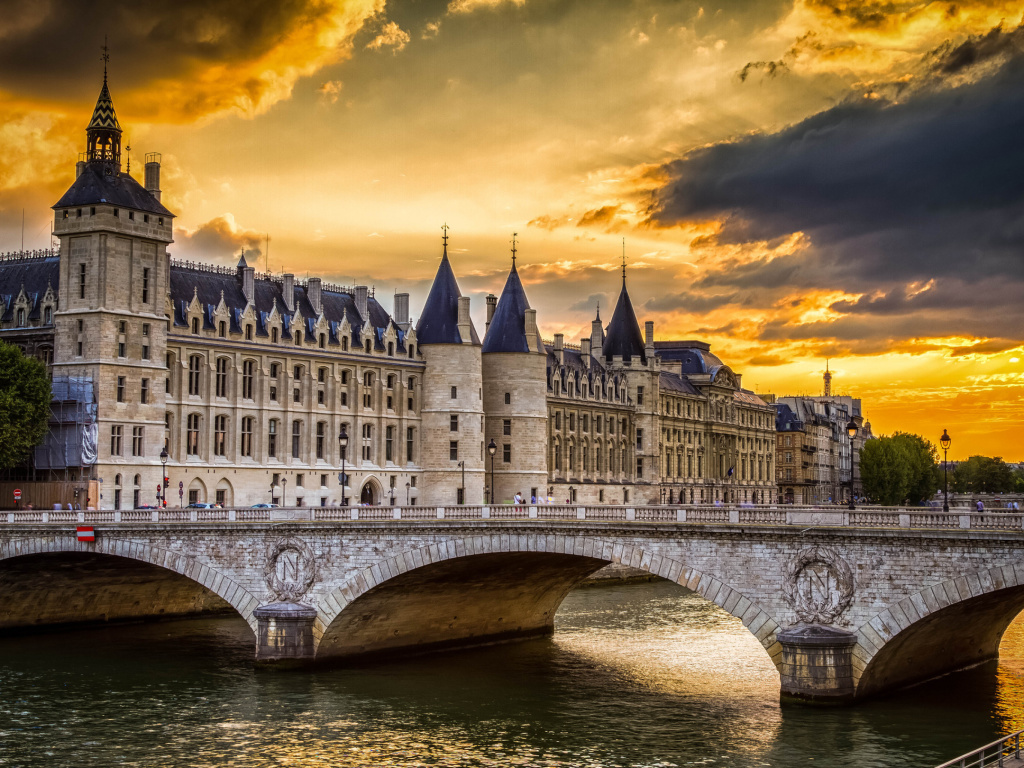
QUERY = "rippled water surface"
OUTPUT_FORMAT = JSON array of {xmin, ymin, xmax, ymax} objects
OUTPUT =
[{"xmin": 2, "ymin": 581, "xmax": 1023, "ymax": 767}]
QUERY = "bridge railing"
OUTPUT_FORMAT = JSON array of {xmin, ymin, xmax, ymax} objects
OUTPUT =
[
  {"xmin": 5, "ymin": 504, "xmax": 1024, "ymax": 532},
  {"xmin": 933, "ymin": 729, "xmax": 1023, "ymax": 767}
]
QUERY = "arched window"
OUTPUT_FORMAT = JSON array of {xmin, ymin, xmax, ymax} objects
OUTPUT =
[
  {"xmin": 316, "ymin": 422, "xmax": 326, "ymax": 459},
  {"xmin": 215, "ymin": 357, "xmax": 229, "ymax": 398},
  {"xmin": 271, "ymin": 327, "xmax": 279, "ymax": 343},
  {"xmin": 363, "ymin": 371, "xmax": 374, "ymax": 386},
  {"xmin": 241, "ymin": 417, "xmax": 254, "ymax": 457},
  {"xmin": 292, "ymin": 420, "xmax": 302, "ymax": 458},
  {"xmin": 214, "ymin": 414, "xmax": 227, "ymax": 456}
]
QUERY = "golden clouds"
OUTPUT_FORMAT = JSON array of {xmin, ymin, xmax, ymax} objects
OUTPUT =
[{"xmin": 365, "ymin": 21, "xmax": 411, "ymax": 52}]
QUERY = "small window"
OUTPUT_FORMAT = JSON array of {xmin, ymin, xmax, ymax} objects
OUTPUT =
[
  {"xmin": 272, "ymin": 327, "xmax": 279, "ymax": 343},
  {"xmin": 246, "ymin": 325, "xmax": 253, "ymax": 341},
  {"xmin": 449, "ymin": 441, "xmax": 458, "ymax": 461},
  {"xmin": 504, "ymin": 392, "xmax": 511, "ymax": 405},
  {"xmin": 141, "ymin": 378, "xmax": 149, "ymax": 404},
  {"xmin": 318, "ymin": 368, "xmax": 327, "ymax": 383},
  {"xmin": 90, "ymin": 207, "xmax": 95, "ymax": 215},
  {"xmin": 116, "ymin": 376, "xmax": 125, "ymax": 402},
  {"xmin": 128, "ymin": 211, "xmax": 134, "ymax": 220},
  {"xmin": 192, "ymin": 317, "xmax": 199, "ymax": 334},
  {"xmin": 503, "ymin": 419, "xmax": 511, "ymax": 436},
  {"xmin": 503, "ymin": 443, "xmax": 511, "ymax": 463},
  {"xmin": 450, "ymin": 415, "xmax": 459, "ymax": 432},
  {"xmin": 219, "ymin": 321, "xmax": 226, "ymax": 338},
  {"xmin": 294, "ymin": 365, "xmax": 302, "ymax": 380},
  {"xmin": 144, "ymin": 214, "xmax": 149, "ymax": 223},
  {"xmin": 142, "ymin": 268, "xmax": 150, "ymax": 304},
  {"xmin": 113, "ymin": 209, "xmax": 119, "ymax": 217},
  {"xmin": 450, "ymin": 386, "xmax": 457, "ymax": 399}
]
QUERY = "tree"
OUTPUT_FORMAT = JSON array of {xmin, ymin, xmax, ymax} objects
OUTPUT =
[
  {"xmin": 859, "ymin": 432, "xmax": 940, "ymax": 505},
  {"xmin": 0, "ymin": 341, "xmax": 51, "ymax": 469},
  {"xmin": 952, "ymin": 456, "xmax": 1016, "ymax": 494}
]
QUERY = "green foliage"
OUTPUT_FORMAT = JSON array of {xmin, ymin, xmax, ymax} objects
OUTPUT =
[
  {"xmin": 0, "ymin": 341, "xmax": 51, "ymax": 470},
  {"xmin": 860, "ymin": 432, "xmax": 940, "ymax": 505},
  {"xmin": 951, "ymin": 455, "xmax": 1017, "ymax": 494}
]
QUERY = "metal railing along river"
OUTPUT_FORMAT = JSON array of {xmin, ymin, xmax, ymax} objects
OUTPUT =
[
  {"xmin": 933, "ymin": 730, "xmax": 1024, "ymax": 768},
  {"xmin": 4, "ymin": 503, "xmax": 1024, "ymax": 532}
]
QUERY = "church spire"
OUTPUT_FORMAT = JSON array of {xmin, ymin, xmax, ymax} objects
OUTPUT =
[{"xmin": 86, "ymin": 42, "xmax": 123, "ymax": 172}]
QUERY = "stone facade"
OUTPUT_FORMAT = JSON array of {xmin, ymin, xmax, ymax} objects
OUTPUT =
[{"xmin": 0, "ymin": 71, "xmax": 776, "ymax": 511}]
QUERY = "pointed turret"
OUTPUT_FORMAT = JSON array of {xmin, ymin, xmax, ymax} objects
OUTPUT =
[
  {"xmin": 602, "ymin": 271, "xmax": 645, "ymax": 364},
  {"xmin": 482, "ymin": 257, "xmax": 534, "ymax": 354},
  {"xmin": 85, "ymin": 56, "xmax": 123, "ymax": 170},
  {"xmin": 415, "ymin": 235, "xmax": 479, "ymax": 346}
]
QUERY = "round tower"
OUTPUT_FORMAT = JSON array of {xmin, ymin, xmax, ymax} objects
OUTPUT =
[
  {"xmin": 415, "ymin": 231, "xmax": 485, "ymax": 506},
  {"xmin": 481, "ymin": 247, "xmax": 548, "ymax": 505}
]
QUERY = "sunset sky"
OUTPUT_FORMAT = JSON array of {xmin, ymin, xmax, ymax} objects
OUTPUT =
[{"xmin": 1, "ymin": 0, "xmax": 1022, "ymax": 460}]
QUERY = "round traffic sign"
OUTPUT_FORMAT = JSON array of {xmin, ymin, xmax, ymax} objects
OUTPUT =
[{"xmin": 13, "ymin": 489, "xmax": 21, "ymax": 500}]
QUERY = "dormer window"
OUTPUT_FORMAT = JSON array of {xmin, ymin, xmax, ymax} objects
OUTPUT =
[
  {"xmin": 246, "ymin": 325, "xmax": 254, "ymax": 341},
  {"xmin": 16, "ymin": 308, "xmax": 25, "ymax": 326},
  {"xmin": 76, "ymin": 209, "xmax": 82, "ymax": 218},
  {"xmin": 43, "ymin": 307, "xmax": 52, "ymax": 324},
  {"xmin": 128, "ymin": 211, "xmax": 134, "ymax": 220},
  {"xmin": 192, "ymin": 317, "xmax": 199, "ymax": 334},
  {"xmin": 113, "ymin": 209, "xmax": 119, "ymax": 217}
]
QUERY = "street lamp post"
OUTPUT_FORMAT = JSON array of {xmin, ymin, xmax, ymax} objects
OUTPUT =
[
  {"xmin": 487, "ymin": 439, "xmax": 497, "ymax": 505},
  {"xmin": 269, "ymin": 481, "xmax": 275, "ymax": 506},
  {"xmin": 940, "ymin": 428, "xmax": 952, "ymax": 513},
  {"xmin": 405, "ymin": 481, "xmax": 410, "ymax": 505},
  {"xmin": 339, "ymin": 425, "xmax": 349, "ymax": 506},
  {"xmin": 568, "ymin": 485, "xmax": 575, "ymax": 504},
  {"xmin": 159, "ymin": 447, "xmax": 168, "ymax": 508},
  {"xmin": 458, "ymin": 460, "xmax": 465, "ymax": 505},
  {"xmin": 846, "ymin": 418, "xmax": 858, "ymax": 510},
  {"xmin": 281, "ymin": 478, "xmax": 287, "ymax": 507}
]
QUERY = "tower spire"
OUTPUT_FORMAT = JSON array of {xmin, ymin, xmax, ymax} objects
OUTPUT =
[
  {"xmin": 441, "ymin": 223, "xmax": 449, "ymax": 256},
  {"xmin": 823, "ymin": 359, "xmax": 832, "ymax": 397},
  {"xmin": 621, "ymin": 238, "xmax": 627, "ymax": 283},
  {"xmin": 511, "ymin": 232, "xmax": 517, "ymax": 265},
  {"xmin": 86, "ymin": 40, "xmax": 122, "ymax": 172}
]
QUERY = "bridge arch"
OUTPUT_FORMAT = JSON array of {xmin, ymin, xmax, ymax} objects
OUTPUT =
[
  {"xmin": 856, "ymin": 561, "xmax": 1024, "ymax": 698},
  {"xmin": 316, "ymin": 534, "xmax": 781, "ymax": 664},
  {"xmin": 0, "ymin": 534, "xmax": 261, "ymax": 633}
]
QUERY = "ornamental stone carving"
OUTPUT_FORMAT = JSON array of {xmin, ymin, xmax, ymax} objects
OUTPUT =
[
  {"xmin": 264, "ymin": 538, "xmax": 317, "ymax": 602},
  {"xmin": 784, "ymin": 545, "xmax": 854, "ymax": 626}
]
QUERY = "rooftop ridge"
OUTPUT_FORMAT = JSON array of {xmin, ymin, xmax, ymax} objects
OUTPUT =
[
  {"xmin": 171, "ymin": 260, "xmax": 373, "ymax": 298},
  {"xmin": 0, "ymin": 249, "xmax": 59, "ymax": 264}
]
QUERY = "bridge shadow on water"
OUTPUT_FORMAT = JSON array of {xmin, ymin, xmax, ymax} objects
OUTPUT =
[{"xmin": 2, "ymin": 574, "xmax": 1024, "ymax": 766}]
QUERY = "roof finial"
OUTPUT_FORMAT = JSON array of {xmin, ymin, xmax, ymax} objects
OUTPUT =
[
  {"xmin": 125, "ymin": 141, "xmax": 131, "ymax": 172},
  {"xmin": 511, "ymin": 232, "xmax": 517, "ymax": 265},
  {"xmin": 441, "ymin": 223, "xmax": 449, "ymax": 255},
  {"xmin": 621, "ymin": 237, "xmax": 627, "ymax": 283},
  {"xmin": 101, "ymin": 36, "xmax": 110, "ymax": 82},
  {"xmin": 596, "ymin": 301, "xmax": 601, "ymax": 321}
]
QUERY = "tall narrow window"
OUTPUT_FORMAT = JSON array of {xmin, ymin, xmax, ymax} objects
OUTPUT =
[
  {"xmin": 241, "ymin": 417, "xmax": 253, "ymax": 457},
  {"xmin": 450, "ymin": 415, "xmax": 459, "ymax": 432},
  {"xmin": 385, "ymin": 426, "xmax": 393, "ymax": 462},
  {"xmin": 140, "ymin": 378, "xmax": 149, "ymax": 404},
  {"xmin": 316, "ymin": 422, "xmax": 325, "ymax": 459},
  {"xmin": 109, "ymin": 425, "xmax": 122, "ymax": 456},
  {"xmin": 292, "ymin": 420, "xmax": 302, "ymax": 459},
  {"xmin": 214, "ymin": 415, "xmax": 227, "ymax": 456},
  {"xmin": 216, "ymin": 358, "xmax": 228, "ymax": 398},
  {"xmin": 187, "ymin": 414, "xmax": 200, "ymax": 455},
  {"xmin": 192, "ymin": 317, "xmax": 199, "ymax": 334},
  {"xmin": 132, "ymin": 427, "xmax": 144, "ymax": 457},
  {"xmin": 141, "ymin": 323, "xmax": 150, "ymax": 360},
  {"xmin": 116, "ymin": 376, "xmax": 125, "ymax": 402},
  {"xmin": 503, "ymin": 443, "xmax": 511, "ymax": 463},
  {"xmin": 449, "ymin": 441, "xmax": 458, "ymax": 461},
  {"xmin": 219, "ymin": 321, "xmax": 226, "ymax": 338},
  {"xmin": 406, "ymin": 427, "xmax": 414, "ymax": 463},
  {"xmin": 142, "ymin": 267, "xmax": 150, "ymax": 303},
  {"xmin": 188, "ymin": 356, "xmax": 202, "ymax": 395},
  {"xmin": 79, "ymin": 263, "xmax": 86, "ymax": 299},
  {"xmin": 242, "ymin": 360, "xmax": 255, "ymax": 399},
  {"xmin": 268, "ymin": 420, "xmax": 278, "ymax": 458}
]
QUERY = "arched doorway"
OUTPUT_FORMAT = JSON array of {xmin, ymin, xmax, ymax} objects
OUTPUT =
[{"xmin": 360, "ymin": 482, "xmax": 377, "ymax": 505}]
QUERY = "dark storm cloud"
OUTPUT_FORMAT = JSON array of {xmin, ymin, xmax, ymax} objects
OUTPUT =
[
  {"xmin": 643, "ymin": 290, "xmax": 739, "ymax": 313},
  {"xmin": 930, "ymin": 22, "xmax": 1024, "ymax": 74},
  {"xmin": 651, "ymin": 46, "xmax": 1024, "ymax": 297},
  {"xmin": 0, "ymin": 0, "xmax": 334, "ymax": 97}
]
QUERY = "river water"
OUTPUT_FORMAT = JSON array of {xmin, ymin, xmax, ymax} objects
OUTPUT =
[{"xmin": 1, "ymin": 580, "xmax": 1022, "ymax": 767}]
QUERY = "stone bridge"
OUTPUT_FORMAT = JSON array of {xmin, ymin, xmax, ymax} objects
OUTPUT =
[{"xmin": 3, "ymin": 503, "xmax": 1024, "ymax": 705}]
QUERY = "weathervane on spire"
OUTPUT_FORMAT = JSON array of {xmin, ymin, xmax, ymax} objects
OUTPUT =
[
  {"xmin": 101, "ymin": 36, "xmax": 110, "ymax": 81},
  {"xmin": 511, "ymin": 232, "xmax": 517, "ymax": 264},
  {"xmin": 621, "ymin": 237, "xmax": 627, "ymax": 282},
  {"xmin": 125, "ymin": 141, "xmax": 131, "ymax": 172},
  {"xmin": 441, "ymin": 223, "xmax": 449, "ymax": 252}
]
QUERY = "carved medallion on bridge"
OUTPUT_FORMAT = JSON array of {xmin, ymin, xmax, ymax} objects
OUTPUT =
[
  {"xmin": 264, "ymin": 538, "xmax": 317, "ymax": 601},
  {"xmin": 785, "ymin": 546, "xmax": 854, "ymax": 625}
]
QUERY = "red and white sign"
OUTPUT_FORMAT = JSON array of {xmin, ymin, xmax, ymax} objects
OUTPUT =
[
  {"xmin": 76, "ymin": 526, "xmax": 95, "ymax": 542},
  {"xmin": 13, "ymin": 489, "xmax": 21, "ymax": 500}
]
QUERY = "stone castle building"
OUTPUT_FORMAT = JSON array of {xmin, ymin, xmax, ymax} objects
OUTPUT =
[{"xmin": 0, "ymin": 71, "xmax": 776, "ymax": 509}]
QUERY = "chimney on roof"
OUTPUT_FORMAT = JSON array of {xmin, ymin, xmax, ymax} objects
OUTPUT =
[
  {"xmin": 554, "ymin": 333, "xmax": 564, "ymax": 365},
  {"xmin": 524, "ymin": 308, "xmax": 539, "ymax": 353},
  {"xmin": 394, "ymin": 292, "xmax": 410, "ymax": 329},
  {"xmin": 76, "ymin": 160, "xmax": 86, "ymax": 179},
  {"xmin": 144, "ymin": 153, "xmax": 162, "ymax": 202},
  {"xmin": 354, "ymin": 285, "xmax": 368, "ymax": 322},
  {"xmin": 591, "ymin": 311, "xmax": 604, "ymax": 355},
  {"xmin": 308, "ymin": 277, "xmax": 322, "ymax": 315},
  {"xmin": 485, "ymin": 293, "xmax": 497, "ymax": 334},
  {"xmin": 283, "ymin": 274, "xmax": 295, "ymax": 312},
  {"xmin": 241, "ymin": 266, "xmax": 254, "ymax": 304},
  {"xmin": 457, "ymin": 295, "xmax": 471, "ymax": 343},
  {"xmin": 581, "ymin": 337, "xmax": 591, "ymax": 366}
]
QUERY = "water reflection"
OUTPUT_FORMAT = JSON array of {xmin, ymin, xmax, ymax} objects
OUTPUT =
[{"xmin": 1, "ymin": 580, "xmax": 1023, "ymax": 766}]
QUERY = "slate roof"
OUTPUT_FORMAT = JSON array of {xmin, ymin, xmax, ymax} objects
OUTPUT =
[
  {"xmin": 602, "ymin": 279, "xmax": 645, "ymax": 363},
  {"xmin": 416, "ymin": 249, "xmax": 480, "ymax": 346},
  {"xmin": 482, "ymin": 260, "xmax": 532, "ymax": 354},
  {"xmin": 0, "ymin": 256, "xmax": 59, "ymax": 322},
  {"xmin": 169, "ymin": 265, "xmax": 400, "ymax": 350},
  {"xmin": 658, "ymin": 371, "xmax": 701, "ymax": 396},
  {"xmin": 653, "ymin": 341, "xmax": 725, "ymax": 375},
  {"xmin": 53, "ymin": 164, "xmax": 173, "ymax": 217},
  {"xmin": 775, "ymin": 403, "xmax": 804, "ymax": 432}
]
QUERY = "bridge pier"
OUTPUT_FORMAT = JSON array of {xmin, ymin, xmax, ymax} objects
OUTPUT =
[
  {"xmin": 253, "ymin": 603, "xmax": 318, "ymax": 668},
  {"xmin": 777, "ymin": 625, "xmax": 859, "ymax": 706}
]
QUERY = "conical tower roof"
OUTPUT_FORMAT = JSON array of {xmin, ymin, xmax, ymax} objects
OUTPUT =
[
  {"xmin": 87, "ymin": 76, "xmax": 122, "ymax": 133},
  {"xmin": 416, "ymin": 242, "xmax": 480, "ymax": 345},
  {"xmin": 482, "ymin": 259, "xmax": 534, "ymax": 354},
  {"xmin": 602, "ymin": 277, "xmax": 645, "ymax": 363}
]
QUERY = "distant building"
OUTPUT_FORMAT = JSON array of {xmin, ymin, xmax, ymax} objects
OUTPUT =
[{"xmin": 0, "ymin": 67, "xmax": 776, "ymax": 509}]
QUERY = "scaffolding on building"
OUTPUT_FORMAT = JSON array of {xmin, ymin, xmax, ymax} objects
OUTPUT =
[{"xmin": 33, "ymin": 376, "xmax": 97, "ymax": 481}]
